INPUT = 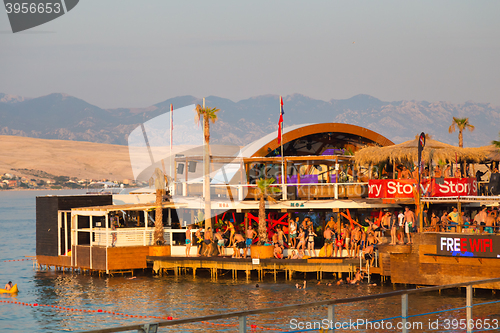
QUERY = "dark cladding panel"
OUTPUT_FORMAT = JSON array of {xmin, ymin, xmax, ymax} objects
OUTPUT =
[
  {"xmin": 36, "ymin": 196, "xmax": 59, "ymax": 256},
  {"xmin": 36, "ymin": 195, "xmax": 113, "ymax": 256},
  {"xmin": 58, "ymin": 195, "xmax": 112, "ymax": 210}
]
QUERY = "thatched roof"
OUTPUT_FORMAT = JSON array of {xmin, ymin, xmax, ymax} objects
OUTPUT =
[
  {"xmin": 483, "ymin": 145, "xmax": 500, "ymax": 161},
  {"xmin": 355, "ymin": 137, "xmax": 489, "ymax": 165}
]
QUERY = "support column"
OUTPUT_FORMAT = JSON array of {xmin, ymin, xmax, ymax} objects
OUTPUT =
[
  {"xmin": 327, "ymin": 304, "xmax": 335, "ymax": 333},
  {"xmin": 466, "ymin": 285, "xmax": 473, "ymax": 333},
  {"xmin": 402, "ymin": 294, "xmax": 408, "ymax": 333}
]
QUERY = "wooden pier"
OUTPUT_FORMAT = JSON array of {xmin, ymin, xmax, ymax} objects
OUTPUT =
[{"xmin": 147, "ymin": 256, "xmax": 359, "ymax": 281}]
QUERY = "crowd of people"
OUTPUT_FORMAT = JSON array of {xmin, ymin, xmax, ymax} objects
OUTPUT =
[{"xmin": 182, "ymin": 205, "xmax": 499, "ymax": 261}]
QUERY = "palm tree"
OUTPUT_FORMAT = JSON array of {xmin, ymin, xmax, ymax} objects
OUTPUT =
[
  {"xmin": 149, "ymin": 168, "xmax": 169, "ymax": 245},
  {"xmin": 194, "ymin": 101, "xmax": 220, "ymax": 230},
  {"xmin": 256, "ymin": 178, "xmax": 280, "ymax": 245},
  {"xmin": 492, "ymin": 132, "xmax": 500, "ymax": 149},
  {"xmin": 448, "ymin": 117, "xmax": 475, "ymax": 148}
]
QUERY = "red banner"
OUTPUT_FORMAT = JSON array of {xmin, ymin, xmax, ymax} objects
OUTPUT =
[{"xmin": 368, "ymin": 178, "xmax": 477, "ymax": 198}]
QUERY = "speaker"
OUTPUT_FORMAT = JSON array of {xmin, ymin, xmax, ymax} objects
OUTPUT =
[
  {"xmin": 177, "ymin": 163, "xmax": 184, "ymax": 174},
  {"xmin": 489, "ymin": 173, "xmax": 500, "ymax": 195},
  {"xmin": 188, "ymin": 161, "xmax": 197, "ymax": 172}
]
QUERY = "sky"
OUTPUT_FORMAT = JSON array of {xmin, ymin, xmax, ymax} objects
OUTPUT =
[{"xmin": 1, "ymin": 0, "xmax": 500, "ymax": 109}]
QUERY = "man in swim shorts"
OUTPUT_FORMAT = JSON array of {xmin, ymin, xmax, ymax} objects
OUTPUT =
[
  {"xmin": 233, "ymin": 233, "xmax": 246, "ymax": 258},
  {"xmin": 185, "ymin": 225, "xmax": 192, "ymax": 257},
  {"xmin": 214, "ymin": 230, "xmax": 225, "ymax": 256}
]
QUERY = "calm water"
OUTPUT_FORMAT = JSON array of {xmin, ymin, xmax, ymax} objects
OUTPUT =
[{"xmin": 1, "ymin": 190, "xmax": 500, "ymax": 332}]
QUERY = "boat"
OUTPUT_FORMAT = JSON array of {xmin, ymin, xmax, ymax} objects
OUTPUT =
[{"xmin": 0, "ymin": 284, "xmax": 18, "ymax": 294}]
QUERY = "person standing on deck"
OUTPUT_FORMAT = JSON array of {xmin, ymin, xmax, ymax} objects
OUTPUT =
[
  {"xmin": 448, "ymin": 207, "xmax": 459, "ymax": 231},
  {"xmin": 277, "ymin": 225, "xmax": 287, "ymax": 250},
  {"xmin": 404, "ymin": 206, "xmax": 416, "ymax": 244},
  {"xmin": 474, "ymin": 205, "xmax": 488, "ymax": 233},
  {"xmin": 246, "ymin": 224, "xmax": 257, "ymax": 251},
  {"xmin": 323, "ymin": 226, "xmax": 333, "ymax": 256},
  {"xmin": 289, "ymin": 218, "xmax": 298, "ymax": 249},
  {"xmin": 485, "ymin": 211, "xmax": 496, "ymax": 234},
  {"xmin": 306, "ymin": 226, "xmax": 317, "ymax": 257},
  {"xmin": 390, "ymin": 211, "xmax": 398, "ymax": 245},
  {"xmin": 203, "ymin": 227, "xmax": 213, "ymax": 257},
  {"xmin": 195, "ymin": 228, "xmax": 203, "ymax": 257},
  {"xmin": 344, "ymin": 224, "xmax": 351, "ymax": 257},
  {"xmin": 444, "ymin": 165, "xmax": 451, "ymax": 178},
  {"xmin": 398, "ymin": 211, "xmax": 405, "ymax": 244},
  {"xmin": 185, "ymin": 225, "xmax": 193, "ymax": 257},
  {"xmin": 225, "ymin": 220, "xmax": 236, "ymax": 247},
  {"xmin": 215, "ymin": 230, "xmax": 225, "ymax": 256},
  {"xmin": 297, "ymin": 228, "xmax": 306, "ymax": 252}
]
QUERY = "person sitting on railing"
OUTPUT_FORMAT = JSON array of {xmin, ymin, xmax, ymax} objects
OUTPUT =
[
  {"xmin": 288, "ymin": 249, "xmax": 298, "ymax": 259},
  {"xmin": 273, "ymin": 243, "xmax": 283, "ymax": 259}
]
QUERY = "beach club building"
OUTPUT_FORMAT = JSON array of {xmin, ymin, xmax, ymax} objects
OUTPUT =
[{"xmin": 35, "ymin": 122, "xmax": 500, "ymax": 288}]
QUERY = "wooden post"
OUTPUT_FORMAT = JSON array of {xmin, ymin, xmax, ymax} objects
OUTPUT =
[{"xmin": 458, "ymin": 201, "xmax": 462, "ymax": 233}]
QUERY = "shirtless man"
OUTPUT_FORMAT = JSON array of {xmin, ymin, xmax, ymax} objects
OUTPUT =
[
  {"xmin": 323, "ymin": 226, "xmax": 333, "ymax": 257},
  {"xmin": 404, "ymin": 206, "xmax": 416, "ymax": 244},
  {"xmin": 289, "ymin": 218, "xmax": 298, "ymax": 248},
  {"xmin": 326, "ymin": 216, "xmax": 336, "ymax": 231},
  {"xmin": 277, "ymin": 225, "xmax": 287, "ymax": 250},
  {"xmin": 441, "ymin": 211, "xmax": 449, "ymax": 232},
  {"xmin": 246, "ymin": 224, "xmax": 257, "ymax": 250},
  {"xmin": 233, "ymin": 233, "xmax": 246, "ymax": 258},
  {"xmin": 400, "ymin": 166, "xmax": 411, "ymax": 179},
  {"xmin": 351, "ymin": 226, "xmax": 361, "ymax": 257},
  {"xmin": 273, "ymin": 243, "xmax": 283, "ymax": 259},
  {"xmin": 411, "ymin": 167, "xmax": 419, "ymax": 180},
  {"xmin": 4, "ymin": 281, "xmax": 13, "ymax": 290},
  {"xmin": 485, "ymin": 210, "xmax": 496, "ymax": 234},
  {"xmin": 474, "ymin": 205, "xmax": 488, "ymax": 233},
  {"xmin": 185, "ymin": 225, "xmax": 192, "ymax": 257},
  {"xmin": 215, "ymin": 230, "xmax": 225, "ymax": 256},
  {"xmin": 343, "ymin": 224, "xmax": 351, "ymax": 257},
  {"xmin": 271, "ymin": 230, "xmax": 279, "ymax": 245},
  {"xmin": 202, "ymin": 227, "xmax": 213, "ymax": 257}
]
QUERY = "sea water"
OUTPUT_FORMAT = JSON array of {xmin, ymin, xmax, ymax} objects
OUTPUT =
[{"xmin": 1, "ymin": 190, "xmax": 499, "ymax": 332}]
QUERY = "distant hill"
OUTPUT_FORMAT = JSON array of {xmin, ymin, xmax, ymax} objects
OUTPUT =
[
  {"xmin": 1, "ymin": 92, "xmax": 498, "ymax": 147},
  {"xmin": 0, "ymin": 135, "xmax": 132, "ymax": 180}
]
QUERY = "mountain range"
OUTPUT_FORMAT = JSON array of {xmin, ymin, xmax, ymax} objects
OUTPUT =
[{"xmin": 1, "ymin": 92, "xmax": 498, "ymax": 147}]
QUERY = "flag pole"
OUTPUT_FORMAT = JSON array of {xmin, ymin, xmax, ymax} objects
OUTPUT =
[
  {"xmin": 280, "ymin": 96, "xmax": 287, "ymax": 200},
  {"xmin": 169, "ymin": 104, "xmax": 173, "ymax": 182}
]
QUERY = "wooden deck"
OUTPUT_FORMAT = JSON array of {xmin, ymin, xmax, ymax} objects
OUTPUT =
[
  {"xmin": 376, "ymin": 233, "xmax": 500, "ymax": 289},
  {"xmin": 147, "ymin": 256, "xmax": 359, "ymax": 281}
]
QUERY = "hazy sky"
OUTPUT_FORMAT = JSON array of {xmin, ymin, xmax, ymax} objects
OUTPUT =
[{"xmin": 1, "ymin": 0, "xmax": 500, "ymax": 109}]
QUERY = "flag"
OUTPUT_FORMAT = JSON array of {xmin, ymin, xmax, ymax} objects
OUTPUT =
[{"xmin": 278, "ymin": 96, "xmax": 284, "ymax": 144}]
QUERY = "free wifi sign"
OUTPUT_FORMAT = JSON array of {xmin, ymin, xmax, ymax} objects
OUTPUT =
[{"xmin": 3, "ymin": 0, "xmax": 79, "ymax": 33}]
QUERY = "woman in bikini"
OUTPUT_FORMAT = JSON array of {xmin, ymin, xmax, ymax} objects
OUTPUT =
[
  {"xmin": 306, "ymin": 227, "xmax": 317, "ymax": 257},
  {"xmin": 297, "ymin": 228, "xmax": 306, "ymax": 252}
]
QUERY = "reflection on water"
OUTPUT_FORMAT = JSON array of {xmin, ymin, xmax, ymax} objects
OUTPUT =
[{"xmin": 1, "ymin": 190, "xmax": 500, "ymax": 332}]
